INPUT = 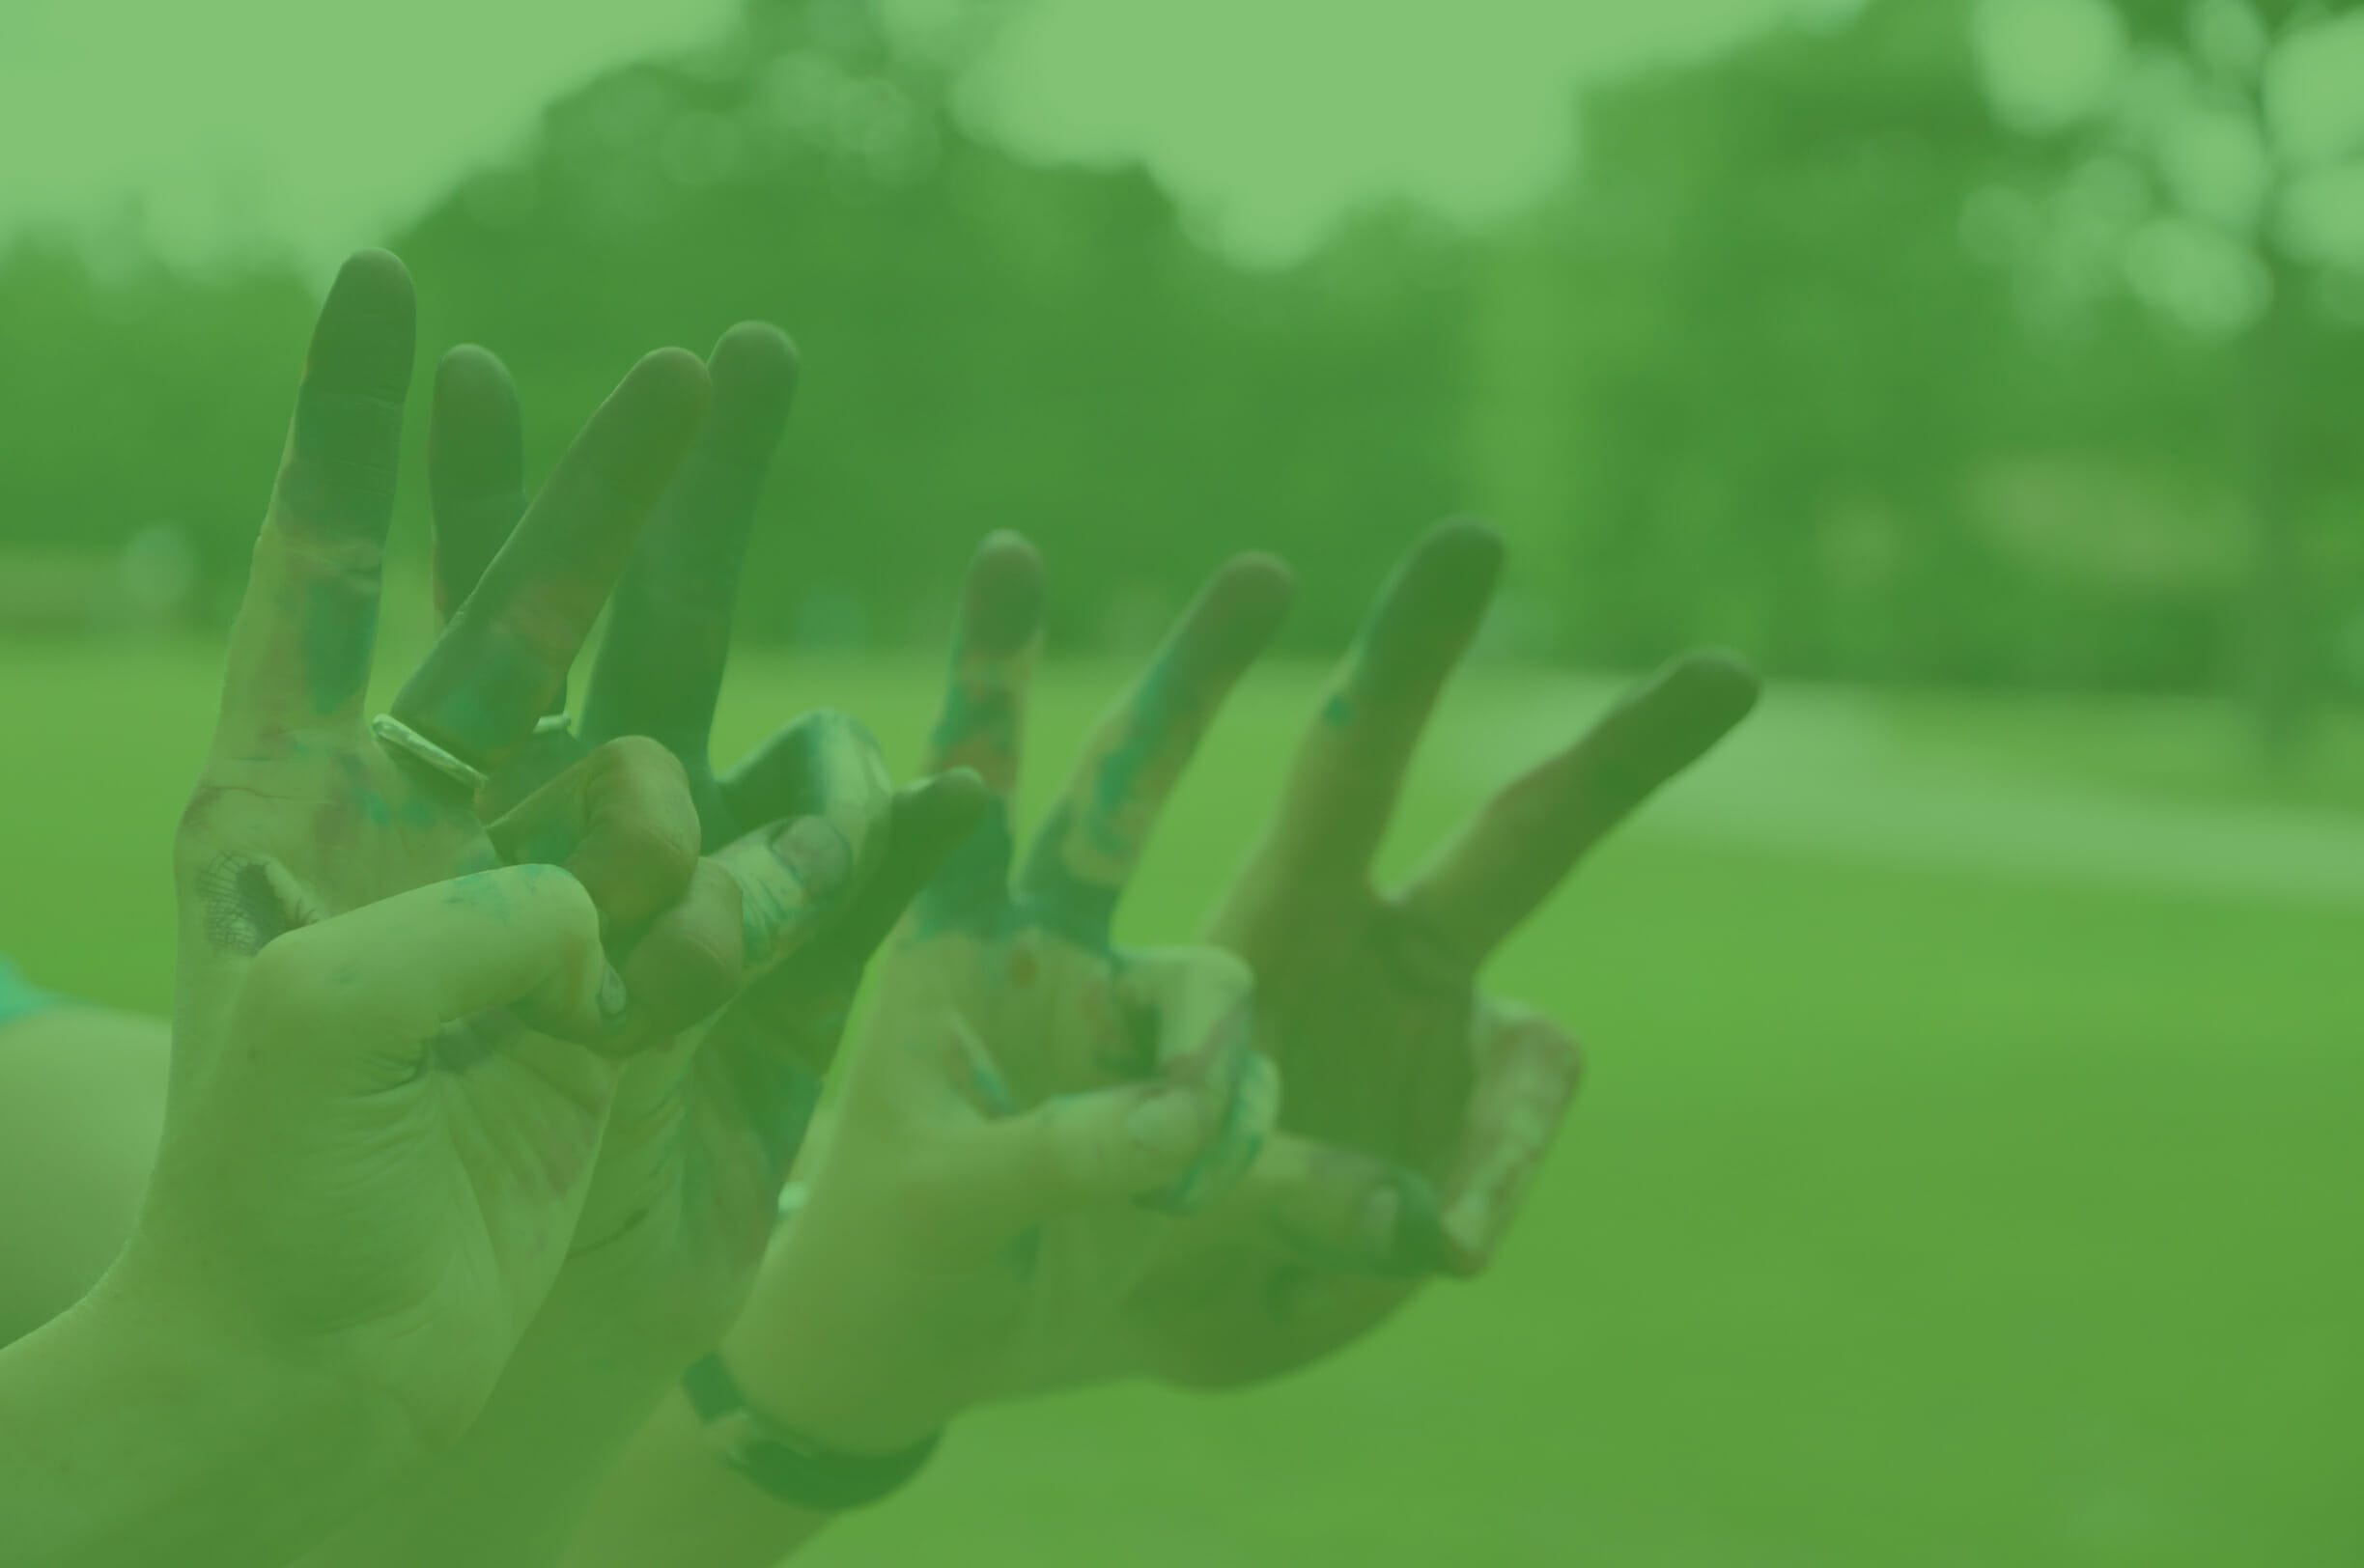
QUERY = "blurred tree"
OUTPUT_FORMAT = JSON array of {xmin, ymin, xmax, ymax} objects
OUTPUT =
[
  {"xmin": 395, "ymin": 0, "xmax": 1474, "ymax": 657},
  {"xmin": 1972, "ymin": 0, "xmax": 2364, "ymax": 753},
  {"xmin": 1481, "ymin": 0, "xmax": 2043, "ymax": 682},
  {"xmin": 0, "ymin": 237, "xmax": 314, "ymax": 620}
]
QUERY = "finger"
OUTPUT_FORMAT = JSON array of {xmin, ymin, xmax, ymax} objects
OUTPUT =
[
  {"xmin": 690, "ymin": 770, "xmax": 992, "ymax": 1155},
  {"xmin": 1245, "ymin": 518, "xmax": 1502, "ymax": 893},
  {"xmin": 389, "ymin": 348, "xmax": 712, "ymax": 776},
  {"xmin": 484, "ymin": 736, "xmax": 701, "ymax": 939},
  {"xmin": 582, "ymin": 323, "xmax": 799, "ymax": 757},
  {"xmin": 215, "ymin": 250, "xmax": 415, "ymax": 751},
  {"xmin": 237, "ymin": 863, "xmax": 619, "ymax": 1075},
  {"xmin": 427, "ymin": 347, "xmax": 583, "ymax": 809},
  {"xmin": 759, "ymin": 769, "xmax": 993, "ymax": 983},
  {"xmin": 1015, "ymin": 555, "xmax": 1291, "ymax": 945},
  {"xmin": 427, "ymin": 345, "xmax": 526, "ymax": 629},
  {"xmin": 1399, "ymin": 652, "xmax": 1760, "ymax": 965},
  {"xmin": 1111, "ymin": 948, "xmax": 1274, "ymax": 1215},
  {"xmin": 1437, "ymin": 1004, "xmax": 1583, "ymax": 1274},
  {"xmin": 711, "ymin": 713, "xmax": 893, "ymax": 977},
  {"xmin": 617, "ymin": 857, "xmax": 746, "ymax": 1047},
  {"xmin": 705, "ymin": 771, "xmax": 991, "ymax": 1056},
  {"xmin": 1196, "ymin": 1133, "xmax": 1451, "ymax": 1279},
  {"xmin": 964, "ymin": 1060, "xmax": 1233, "ymax": 1235},
  {"xmin": 913, "ymin": 533, "xmax": 1044, "ymax": 933}
]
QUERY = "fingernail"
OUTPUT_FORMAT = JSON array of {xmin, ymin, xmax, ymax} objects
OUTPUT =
[
  {"xmin": 1125, "ymin": 1090, "xmax": 1209, "ymax": 1162},
  {"xmin": 598, "ymin": 966, "xmax": 630, "ymax": 1022},
  {"xmin": 1359, "ymin": 1186, "xmax": 1403, "ymax": 1259}
]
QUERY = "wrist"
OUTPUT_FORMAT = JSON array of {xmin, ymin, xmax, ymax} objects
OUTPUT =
[
  {"xmin": 0, "ymin": 1273, "xmax": 420, "ymax": 1565},
  {"xmin": 720, "ymin": 1283, "xmax": 954, "ymax": 1460},
  {"xmin": 97, "ymin": 1237, "xmax": 434, "ymax": 1469}
]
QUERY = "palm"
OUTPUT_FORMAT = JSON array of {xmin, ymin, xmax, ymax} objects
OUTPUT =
[
  {"xmin": 324, "ymin": 1043, "xmax": 616, "ymax": 1423},
  {"xmin": 717, "ymin": 541, "xmax": 1280, "ymax": 1450},
  {"xmin": 1227, "ymin": 897, "xmax": 1479, "ymax": 1180},
  {"xmin": 1127, "ymin": 522, "xmax": 1759, "ymax": 1386},
  {"xmin": 902, "ymin": 534, "xmax": 1285, "ymax": 1213}
]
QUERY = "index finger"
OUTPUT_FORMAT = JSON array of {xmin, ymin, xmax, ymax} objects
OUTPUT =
[
  {"xmin": 1015, "ymin": 555, "xmax": 1291, "ymax": 946},
  {"xmin": 1224, "ymin": 520, "xmax": 1501, "ymax": 908},
  {"xmin": 388, "ymin": 348, "xmax": 711, "ymax": 775},
  {"xmin": 214, "ymin": 251, "xmax": 415, "ymax": 752}
]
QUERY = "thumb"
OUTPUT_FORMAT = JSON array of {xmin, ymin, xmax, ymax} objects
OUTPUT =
[
  {"xmin": 962, "ymin": 1077, "xmax": 1235, "ymax": 1238},
  {"xmin": 1192, "ymin": 1133, "xmax": 1453, "ymax": 1280},
  {"xmin": 235, "ymin": 864, "xmax": 621, "ymax": 1078}
]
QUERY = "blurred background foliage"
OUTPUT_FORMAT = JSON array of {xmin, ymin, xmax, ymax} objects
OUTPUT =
[
  {"xmin": 8, "ymin": 8, "xmax": 2363, "ymax": 1560},
  {"xmin": 4, "ymin": 0, "xmax": 2363, "ymax": 730}
]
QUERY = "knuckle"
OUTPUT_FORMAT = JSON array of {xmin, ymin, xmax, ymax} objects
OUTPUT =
[
  {"xmin": 599, "ymin": 735, "xmax": 691, "ymax": 796},
  {"xmin": 510, "ymin": 862, "xmax": 603, "ymax": 939},
  {"xmin": 633, "ymin": 923, "xmax": 743, "ymax": 1026},
  {"xmin": 601, "ymin": 817, "xmax": 700, "ymax": 890}
]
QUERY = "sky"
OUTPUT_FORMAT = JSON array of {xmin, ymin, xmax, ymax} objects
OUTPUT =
[{"xmin": 0, "ymin": 0, "xmax": 1857, "ymax": 272}]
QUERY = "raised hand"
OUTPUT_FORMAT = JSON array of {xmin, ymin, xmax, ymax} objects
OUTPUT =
[
  {"xmin": 1128, "ymin": 520, "xmax": 1760, "ymax": 1386},
  {"xmin": 147, "ymin": 251, "xmax": 713, "ymax": 1451},
  {"xmin": 713, "ymin": 535, "xmax": 1285, "ymax": 1455},
  {"xmin": 418, "ymin": 329, "xmax": 982, "ymax": 1367}
]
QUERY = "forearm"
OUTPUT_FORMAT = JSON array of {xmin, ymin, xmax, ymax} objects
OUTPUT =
[
  {"xmin": 0, "ymin": 1276, "xmax": 411, "ymax": 1567},
  {"xmin": 0, "ymin": 1007, "xmax": 169, "ymax": 1346},
  {"xmin": 567, "ymin": 1386, "xmax": 835, "ymax": 1568},
  {"xmin": 296, "ymin": 1292, "xmax": 681, "ymax": 1568}
]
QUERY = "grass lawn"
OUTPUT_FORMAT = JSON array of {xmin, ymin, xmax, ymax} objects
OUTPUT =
[{"xmin": 1, "ymin": 638, "xmax": 2356, "ymax": 1566}]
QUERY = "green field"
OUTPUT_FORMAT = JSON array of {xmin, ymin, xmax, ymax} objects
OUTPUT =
[{"xmin": 2, "ymin": 640, "xmax": 2357, "ymax": 1566}]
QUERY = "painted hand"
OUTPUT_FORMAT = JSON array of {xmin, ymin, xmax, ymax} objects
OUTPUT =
[
  {"xmin": 717, "ymin": 536, "xmax": 1282, "ymax": 1453},
  {"xmin": 420, "ymin": 332, "xmax": 985, "ymax": 1367},
  {"xmin": 1127, "ymin": 520, "xmax": 1761, "ymax": 1386},
  {"xmin": 151, "ymin": 252, "xmax": 716, "ymax": 1451}
]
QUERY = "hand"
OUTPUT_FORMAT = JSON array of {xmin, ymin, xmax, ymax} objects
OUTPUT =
[
  {"xmin": 4, "ymin": 869, "xmax": 648, "ymax": 1568},
  {"xmin": 719, "ymin": 535, "xmax": 1284, "ymax": 1454},
  {"xmin": 148, "ymin": 250, "xmax": 713, "ymax": 1452},
  {"xmin": 1129, "ymin": 520, "xmax": 1761, "ymax": 1386},
  {"xmin": 420, "ymin": 331, "xmax": 986, "ymax": 1369}
]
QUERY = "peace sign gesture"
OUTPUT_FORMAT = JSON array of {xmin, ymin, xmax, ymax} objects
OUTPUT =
[
  {"xmin": 153, "ymin": 251, "xmax": 714, "ymax": 1453},
  {"xmin": 1131, "ymin": 520, "xmax": 1760, "ymax": 1386},
  {"xmin": 415, "ymin": 325, "xmax": 981, "ymax": 1370},
  {"xmin": 712, "ymin": 536, "xmax": 1286, "ymax": 1457}
]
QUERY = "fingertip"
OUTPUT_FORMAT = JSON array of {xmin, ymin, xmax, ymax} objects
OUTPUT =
[
  {"xmin": 1362, "ymin": 518, "xmax": 1504, "ymax": 672},
  {"xmin": 709, "ymin": 322, "xmax": 801, "ymax": 447},
  {"xmin": 593, "ymin": 348, "xmax": 716, "ymax": 487},
  {"xmin": 429, "ymin": 347, "xmax": 523, "ymax": 492},
  {"xmin": 1671, "ymin": 649, "xmax": 1764, "ymax": 717},
  {"xmin": 1211, "ymin": 551, "xmax": 1298, "ymax": 628},
  {"xmin": 1420, "ymin": 517, "xmax": 1507, "ymax": 583},
  {"xmin": 1644, "ymin": 651, "xmax": 1764, "ymax": 748},
  {"xmin": 915, "ymin": 767, "xmax": 994, "ymax": 833},
  {"xmin": 961, "ymin": 532, "xmax": 1047, "ymax": 656},
  {"xmin": 308, "ymin": 250, "xmax": 417, "ymax": 402},
  {"xmin": 629, "ymin": 345, "xmax": 717, "ymax": 413},
  {"xmin": 433, "ymin": 345, "xmax": 519, "ymax": 418},
  {"xmin": 712, "ymin": 322, "xmax": 801, "ymax": 392}
]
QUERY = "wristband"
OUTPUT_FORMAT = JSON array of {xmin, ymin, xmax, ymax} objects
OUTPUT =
[{"xmin": 681, "ymin": 1353, "xmax": 942, "ymax": 1512}]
